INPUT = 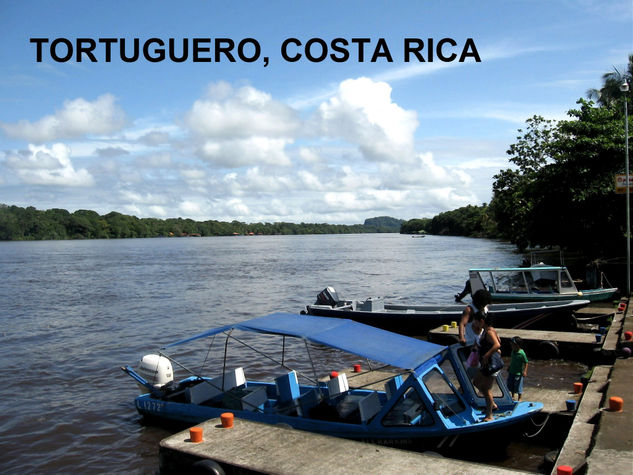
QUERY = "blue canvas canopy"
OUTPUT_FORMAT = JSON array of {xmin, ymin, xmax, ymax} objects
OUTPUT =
[{"xmin": 163, "ymin": 312, "xmax": 445, "ymax": 372}]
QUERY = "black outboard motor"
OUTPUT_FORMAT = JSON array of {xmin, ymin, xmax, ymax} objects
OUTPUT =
[{"xmin": 315, "ymin": 286, "xmax": 340, "ymax": 307}]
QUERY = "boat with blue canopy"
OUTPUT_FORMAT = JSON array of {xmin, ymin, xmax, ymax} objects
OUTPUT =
[{"xmin": 122, "ymin": 313, "xmax": 543, "ymax": 453}]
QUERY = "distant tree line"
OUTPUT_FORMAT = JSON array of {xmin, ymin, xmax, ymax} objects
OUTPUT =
[
  {"xmin": 400, "ymin": 205, "xmax": 496, "ymax": 238},
  {"xmin": 0, "ymin": 205, "xmax": 404, "ymax": 240}
]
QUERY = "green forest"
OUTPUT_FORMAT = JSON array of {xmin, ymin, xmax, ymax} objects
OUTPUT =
[{"xmin": 0, "ymin": 205, "xmax": 403, "ymax": 240}]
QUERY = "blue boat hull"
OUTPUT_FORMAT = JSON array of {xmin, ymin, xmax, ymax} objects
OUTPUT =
[
  {"xmin": 124, "ymin": 314, "xmax": 545, "ymax": 457},
  {"xmin": 133, "ymin": 386, "xmax": 542, "ymax": 453}
]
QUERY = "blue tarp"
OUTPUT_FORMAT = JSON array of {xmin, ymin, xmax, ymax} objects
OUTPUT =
[{"xmin": 163, "ymin": 312, "xmax": 445, "ymax": 372}]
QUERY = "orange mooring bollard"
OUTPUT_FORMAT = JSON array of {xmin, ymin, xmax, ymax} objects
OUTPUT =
[
  {"xmin": 353, "ymin": 364, "xmax": 361, "ymax": 373},
  {"xmin": 609, "ymin": 396, "xmax": 624, "ymax": 412},
  {"xmin": 625, "ymin": 331, "xmax": 633, "ymax": 341},
  {"xmin": 557, "ymin": 465, "xmax": 573, "ymax": 475},
  {"xmin": 221, "ymin": 412, "xmax": 234, "ymax": 428},
  {"xmin": 190, "ymin": 426, "xmax": 203, "ymax": 443},
  {"xmin": 573, "ymin": 382, "xmax": 583, "ymax": 394}
]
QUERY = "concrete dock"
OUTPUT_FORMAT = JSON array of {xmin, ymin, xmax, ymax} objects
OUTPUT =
[
  {"xmin": 158, "ymin": 299, "xmax": 633, "ymax": 474},
  {"xmin": 427, "ymin": 311, "xmax": 615, "ymax": 361},
  {"xmin": 160, "ymin": 417, "xmax": 531, "ymax": 474}
]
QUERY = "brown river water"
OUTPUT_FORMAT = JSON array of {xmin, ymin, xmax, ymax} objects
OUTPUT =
[{"xmin": 0, "ymin": 234, "xmax": 590, "ymax": 473}]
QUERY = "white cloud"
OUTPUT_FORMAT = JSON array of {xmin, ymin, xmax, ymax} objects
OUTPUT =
[
  {"xmin": 425, "ymin": 187, "xmax": 476, "ymax": 210},
  {"xmin": 149, "ymin": 205, "xmax": 168, "ymax": 217},
  {"xmin": 297, "ymin": 170, "xmax": 325, "ymax": 191},
  {"xmin": 315, "ymin": 77, "xmax": 418, "ymax": 163},
  {"xmin": 136, "ymin": 152, "xmax": 172, "ymax": 168},
  {"xmin": 4, "ymin": 143, "xmax": 94, "ymax": 187},
  {"xmin": 323, "ymin": 189, "xmax": 409, "ymax": 213},
  {"xmin": 0, "ymin": 76, "xmax": 501, "ymax": 222},
  {"xmin": 138, "ymin": 130, "xmax": 171, "ymax": 146},
  {"xmin": 185, "ymin": 82, "xmax": 299, "ymax": 167},
  {"xmin": 179, "ymin": 199, "xmax": 208, "ymax": 218},
  {"xmin": 297, "ymin": 147, "xmax": 322, "ymax": 164},
  {"xmin": 197, "ymin": 136, "xmax": 292, "ymax": 167},
  {"xmin": 0, "ymin": 94, "xmax": 126, "ymax": 143},
  {"xmin": 118, "ymin": 190, "xmax": 168, "ymax": 205},
  {"xmin": 187, "ymin": 83, "xmax": 299, "ymax": 138}
]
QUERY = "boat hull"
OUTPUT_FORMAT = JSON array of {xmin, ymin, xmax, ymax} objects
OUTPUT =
[
  {"xmin": 305, "ymin": 300, "xmax": 590, "ymax": 335},
  {"xmin": 489, "ymin": 289, "xmax": 617, "ymax": 303},
  {"xmin": 134, "ymin": 388, "xmax": 541, "ymax": 455}
]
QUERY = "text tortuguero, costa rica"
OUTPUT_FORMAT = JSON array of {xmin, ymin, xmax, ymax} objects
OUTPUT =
[{"xmin": 30, "ymin": 37, "xmax": 481, "ymax": 66}]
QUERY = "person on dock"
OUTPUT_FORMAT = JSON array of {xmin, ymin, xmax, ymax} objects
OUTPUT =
[
  {"xmin": 472, "ymin": 311, "xmax": 503, "ymax": 422},
  {"xmin": 506, "ymin": 336, "xmax": 528, "ymax": 401},
  {"xmin": 458, "ymin": 289, "xmax": 491, "ymax": 346}
]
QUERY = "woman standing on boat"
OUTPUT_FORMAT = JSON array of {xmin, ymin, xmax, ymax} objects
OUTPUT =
[
  {"xmin": 472, "ymin": 311, "xmax": 503, "ymax": 422},
  {"xmin": 458, "ymin": 289, "xmax": 492, "ymax": 346}
]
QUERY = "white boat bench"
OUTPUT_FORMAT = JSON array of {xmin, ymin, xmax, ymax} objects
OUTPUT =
[{"xmin": 185, "ymin": 367, "xmax": 246, "ymax": 405}]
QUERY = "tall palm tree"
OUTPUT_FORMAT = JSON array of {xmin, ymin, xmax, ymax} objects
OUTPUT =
[{"xmin": 587, "ymin": 53, "xmax": 633, "ymax": 108}]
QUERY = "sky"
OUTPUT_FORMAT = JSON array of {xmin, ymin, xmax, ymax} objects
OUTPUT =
[{"xmin": 0, "ymin": 1, "xmax": 631, "ymax": 225}]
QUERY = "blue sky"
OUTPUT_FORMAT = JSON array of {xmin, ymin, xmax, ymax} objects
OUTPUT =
[{"xmin": 0, "ymin": 0, "xmax": 631, "ymax": 224}]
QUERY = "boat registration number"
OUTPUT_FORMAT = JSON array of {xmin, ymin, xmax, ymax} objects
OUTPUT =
[{"xmin": 137, "ymin": 399, "xmax": 165, "ymax": 413}]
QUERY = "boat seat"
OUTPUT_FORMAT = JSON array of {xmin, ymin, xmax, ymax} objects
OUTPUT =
[
  {"xmin": 336, "ymin": 394, "xmax": 364, "ymax": 419},
  {"xmin": 241, "ymin": 386, "xmax": 268, "ymax": 412},
  {"xmin": 296, "ymin": 388, "xmax": 323, "ymax": 417},
  {"xmin": 358, "ymin": 391, "xmax": 382, "ymax": 423},
  {"xmin": 185, "ymin": 367, "xmax": 246, "ymax": 404},
  {"xmin": 275, "ymin": 370, "xmax": 300, "ymax": 403},
  {"xmin": 384, "ymin": 375, "xmax": 403, "ymax": 399},
  {"xmin": 336, "ymin": 391, "xmax": 382, "ymax": 423},
  {"xmin": 327, "ymin": 373, "xmax": 349, "ymax": 398}
]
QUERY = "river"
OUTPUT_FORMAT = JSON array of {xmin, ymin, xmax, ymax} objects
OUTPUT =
[{"xmin": 0, "ymin": 234, "xmax": 586, "ymax": 473}]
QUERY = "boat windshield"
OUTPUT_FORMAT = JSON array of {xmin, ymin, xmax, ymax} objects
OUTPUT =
[
  {"xmin": 422, "ymin": 368, "xmax": 466, "ymax": 417},
  {"xmin": 491, "ymin": 271, "xmax": 529, "ymax": 293},
  {"xmin": 559, "ymin": 270, "xmax": 576, "ymax": 292}
]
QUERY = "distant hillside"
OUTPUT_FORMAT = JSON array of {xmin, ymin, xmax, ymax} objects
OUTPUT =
[{"xmin": 363, "ymin": 216, "xmax": 405, "ymax": 232}]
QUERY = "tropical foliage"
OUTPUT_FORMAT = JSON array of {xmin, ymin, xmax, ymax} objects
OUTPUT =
[
  {"xmin": 489, "ymin": 99, "xmax": 628, "ymax": 256},
  {"xmin": 427, "ymin": 205, "xmax": 496, "ymax": 237},
  {"xmin": 0, "ymin": 204, "xmax": 398, "ymax": 240},
  {"xmin": 400, "ymin": 218, "xmax": 432, "ymax": 234},
  {"xmin": 400, "ymin": 54, "xmax": 632, "ymax": 262}
]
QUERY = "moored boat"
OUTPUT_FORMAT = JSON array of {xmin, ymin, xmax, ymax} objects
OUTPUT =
[
  {"xmin": 122, "ymin": 313, "xmax": 543, "ymax": 454},
  {"xmin": 304, "ymin": 287, "xmax": 590, "ymax": 334},
  {"xmin": 467, "ymin": 266, "xmax": 618, "ymax": 303}
]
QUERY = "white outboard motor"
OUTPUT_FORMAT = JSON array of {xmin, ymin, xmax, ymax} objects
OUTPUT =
[{"xmin": 136, "ymin": 354, "xmax": 173, "ymax": 393}]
